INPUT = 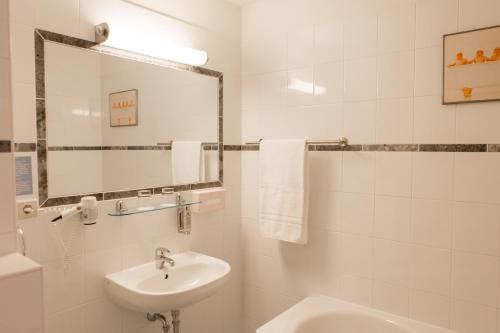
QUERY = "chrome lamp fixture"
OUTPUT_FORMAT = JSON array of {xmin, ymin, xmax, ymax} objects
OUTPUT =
[{"xmin": 94, "ymin": 22, "xmax": 208, "ymax": 66}]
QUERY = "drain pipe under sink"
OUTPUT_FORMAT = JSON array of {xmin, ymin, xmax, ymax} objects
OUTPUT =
[
  {"xmin": 171, "ymin": 310, "xmax": 181, "ymax": 333},
  {"xmin": 147, "ymin": 313, "xmax": 170, "ymax": 333}
]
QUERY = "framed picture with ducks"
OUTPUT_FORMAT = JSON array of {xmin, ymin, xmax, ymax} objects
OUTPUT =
[
  {"xmin": 443, "ymin": 25, "xmax": 500, "ymax": 104},
  {"xmin": 109, "ymin": 89, "xmax": 138, "ymax": 126}
]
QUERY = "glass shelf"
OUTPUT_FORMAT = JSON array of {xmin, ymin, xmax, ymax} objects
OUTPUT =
[{"xmin": 108, "ymin": 201, "xmax": 202, "ymax": 216}]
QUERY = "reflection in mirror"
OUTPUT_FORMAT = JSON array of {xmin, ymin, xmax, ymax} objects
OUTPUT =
[{"xmin": 43, "ymin": 41, "xmax": 220, "ymax": 199}]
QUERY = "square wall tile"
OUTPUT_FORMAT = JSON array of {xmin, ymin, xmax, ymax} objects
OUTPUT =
[
  {"xmin": 45, "ymin": 305, "xmax": 84, "ymax": 333},
  {"xmin": 12, "ymin": 83, "xmax": 36, "ymax": 142},
  {"xmin": 414, "ymin": 46, "xmax": 442, "ymax": 97},
  {"xmin": 309, "ymin": 150, "xmax": 343, "ymax": 192},
  {"xmin": 415, "ymin": 0, "xmax": 458, "ymax": 48},
  {"xmin": 376, "ymin": 98, "xmax": 413, "ymax": 143},
  {"xmin": 410, "ymin": 199, "xmax": 453, "ymax": 249},
  {"xmin": 0, "ymin": 154, "xmax": 15, "ymax": 235},
  {"xmin": 340, "ymin": 0, "xmax": 378, "ymax": 18},
  {"xmin": 456, "ymin": 102, "xmax": 500, "ymax": 143},
  {"xmin": 378, "ymin": 2, "xmax": 415, "ymax": 53},
  {"xmin": 342, "ymin": 101, "xmax": 376, "ymax": 144},
  {"xmin": 373, "ymin": 238, "xmax": 411, "ymax": 286},
  {"xmin": 9, "ymin": 0, "xmax": 36, "ymax": 27},
  {"xmin": 0, "ymin": 58, "xmax": 12, "ymax": 139},
  {"xmin": 83, "ymin": 249, "xmax": 123, "ymax": 301},
  {"xmin": 313, "ymin": 61, "xmax": 343, "ymax": 104},
  {"xmin": 409, "ymin": 290, "xmax": 450, "ymax": 328},
  {"xmin": 373, "ymin": 195, "xmax": 411, "ymax": 242},
  {"xmin": 342, "ymin": 152, "xmax": 375, "ymax": 194},
  {"xmin": 309, "ymin": 190, "xmax": 342, "ymax": 231},
  {"xmin": 309, "ymin": 104, "xmax": 343, "ymax": 140},
  {"xmin": 458, "ymin": 0, "xmax": 500, "ymax": 31},
  {"xmin": 344, "ymin": 57, "xmax": 377, "ymax": 102},
  {"xmin": 412, "ymin": 152, "xmax": 454, "ymax": 200},
  {"xmin": 288, "ymin": 26, "xmax": 314, "ymax": 69},
  {"xmin": 455, "ymin": 153, "xmax": 500, "ymax": 204},
  {"xmin": 44, "ymin": 257, "xmax": 85, "ymax": 315},
  {"xmin": 410, "ymin": 245, "xmax": 451, "ymax": 295},
  {"xmin": 0, "ymin": 3, "xmax": 8, "ymax": 60},
  {"xmin": 341, "ymin": 192, "xmax": 374, "ymax": 236},
  {"xmin": 0, "ymin": 233, "xmax": 16, "ymax": 257},
  {"xmin": 451, "ymin": 299, "xmax": 497, "ymax": 333},
  {"xmin": 10, "ymin": 23, "xmax": 35, "ymax": 85},
  {"xmin": 341, "ymin": 233, "xmax": 373, "ymax": 279},
  {"xmin": 339, "ymin": 275, "xmax": 373, "ymax": 307},
  {"xmin": 242, "ymin": 32, "xmax": 287, "ymax": 74},
  {"xmin": 314, "ymin": 22, "xmax": 343, "ymax": 64},
  {"xmin": 453, "ymin": 202, "xmax": 500, "ymax": 256},
  {"xmin": 242, "ymin": 74, "xmax": 260, "ymax": 110},
  {"xmin": 287, "ymin": 67, "xmax": 314, "ymax": 107},
  {"xmin": 83, "ymin": 298, "xmax": 122, "ymax": 333},
  {"xmin": 257, "ymin": 71, "xmax": 288, "ymax": 109},
  {"xmin": 373, "ymin": 280, "xmax": 409, "ymax": 317},
  {"xmin": 413, "ymin": 95, "xmax": 456, "ymax": 144},
  {"xmin": 375, "ymin": 152, "xmax": 412, "ymax": 197},
  {"xmin": 343, "ymin": 16, "xmax": 378, "ymax": 60},
  {"xmin": 452, "ymin": 252, "xmax": 498, "ymax": 307},
  {"xmin": 377, "ymin": 51, "xmax": 415, "ymax": 99}
]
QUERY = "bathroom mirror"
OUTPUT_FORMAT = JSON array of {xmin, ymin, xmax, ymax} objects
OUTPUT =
[{"xmin": 35, "ymin": 30, "xmax": 223, "ymax": 207}]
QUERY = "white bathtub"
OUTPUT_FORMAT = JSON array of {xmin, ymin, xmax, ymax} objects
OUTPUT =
[{"xmin": 257, "ymin": 296, "xmax": 456, "ymax": 333}]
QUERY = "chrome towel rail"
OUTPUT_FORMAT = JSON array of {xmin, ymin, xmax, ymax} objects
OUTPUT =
[
  {"xmin": 245, "ymin": 137, "xmax": 349, "ymax": 147},
  {"xmin": 157, "ymin": 141, "xmax": 218, "ymax": 146}
]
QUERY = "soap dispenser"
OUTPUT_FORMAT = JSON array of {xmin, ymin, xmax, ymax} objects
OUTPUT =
[{"xmin": 178, "ymin": 205, "xmax": 192, "ymax": 235}]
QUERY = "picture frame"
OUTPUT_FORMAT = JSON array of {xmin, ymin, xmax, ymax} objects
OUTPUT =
[
  {"xmin": 109, "ymin": 89, "xmax": 138, "ymax": 126},
  {"xmin": 443, "ymin": 25, "xmax": 500, "ymax": 104}
]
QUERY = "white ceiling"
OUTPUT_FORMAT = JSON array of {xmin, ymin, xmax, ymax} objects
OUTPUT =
[{"xmin": 224, "ymin": 0, "xmax": 255, "ymax": 6}]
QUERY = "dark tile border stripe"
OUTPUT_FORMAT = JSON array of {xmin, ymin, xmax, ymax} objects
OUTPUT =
[
  {"xmin": 418, "ymin": 144, "xmax": 487, "ymax": 152},
  {"xmin": 227, "ymin": 143, "xmax": 492, "ymax": 153},
  {"xmin": 43, "ymin": 181, "xmax": 224, "ymax": 206},
  {"xmin": 47, "ymin": 145, "xmax": 219, "ymax": 151},
  {"xmin": 311, "ymin": 144, "xmax": 362, "ymax": 151},
  {"xmin": 487, "ymin": 144, "xmax": 500, "ymax": 152},
  {"xmin": 15, "ymin": 143, "xmax": 37, "ymax": 152},
  {"xmin": 0, "ymin": 140, "xmax": 11, "ymax": 153},
  {"xmin": 363, "ymin": 144, "xmax": 418, "ymax": 152},
  {"xmin": 35, "ymin": 29, "xmax": 224, "ymax": 207}
]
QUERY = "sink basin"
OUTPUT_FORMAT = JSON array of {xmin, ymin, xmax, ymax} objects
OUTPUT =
[{"xmin": 105, "ymin": 251, "xmax": 231, "ymax": 313}]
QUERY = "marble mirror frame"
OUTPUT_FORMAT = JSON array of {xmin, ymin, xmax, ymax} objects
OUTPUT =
[{"xmin": 34, "ymin": 29, "xmax": 223, "ymax": 207}]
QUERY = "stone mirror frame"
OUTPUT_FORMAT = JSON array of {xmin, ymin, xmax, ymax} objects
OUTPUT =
[{"xmin": 34, "ymin": 29, "xmax": 223, "ymax": 207}]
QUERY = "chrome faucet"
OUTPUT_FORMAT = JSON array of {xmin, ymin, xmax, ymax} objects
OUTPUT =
[{"xmin": 155, "ymin": 247, "xmax": 175, "ymax": 269}]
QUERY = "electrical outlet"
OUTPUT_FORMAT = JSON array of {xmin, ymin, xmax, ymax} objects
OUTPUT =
[{"xmin": 17, "ymin": 200, "xmax": 38, "ymax": 220}]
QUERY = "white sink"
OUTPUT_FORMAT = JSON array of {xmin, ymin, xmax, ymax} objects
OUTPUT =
[{"xmin": 105, "ymin": 251, "xmax": 231, "ymax": 313}]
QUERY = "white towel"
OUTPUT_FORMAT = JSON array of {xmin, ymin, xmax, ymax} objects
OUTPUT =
[
  {"xmin": 259, "ymin": 139, "xmax": 309, "ymax": 244},
  {"xmin": 171, "ymin": 141, "xmax": 205, "ymax": 184}
]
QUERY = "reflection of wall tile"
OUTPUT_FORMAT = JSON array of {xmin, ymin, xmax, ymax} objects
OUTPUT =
[{"xmin": 48, "ymin": 151, "xmax": 103, "ymax": 197}]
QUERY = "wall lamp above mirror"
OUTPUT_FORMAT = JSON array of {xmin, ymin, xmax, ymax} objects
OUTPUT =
[{"xmin": 93, "ymin": 22, "xmax": 208, "ymax": 66}]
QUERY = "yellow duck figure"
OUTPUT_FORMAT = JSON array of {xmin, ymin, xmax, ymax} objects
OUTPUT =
[
  {"xmin": 489, "ymin": 47, "xmax": 500, "ymax": 61},
  {"xmin": 472, "ymin": 49, "xmax": 488, "ymax": 63},
  {"xmin": 448, "ymin": 52, "xmax": 470, "ymax": 67}
]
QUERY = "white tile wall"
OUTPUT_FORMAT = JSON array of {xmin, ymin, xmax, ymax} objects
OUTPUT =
[
  {"xmin": 7, "ymin": 1, "xmax": 242, "ymax": 333},
  {"xmin": 16, "ymin": 151, "xmax": 242, "ymax": 333},
  {"xmin": 0, "ymin": 0, "xmax": 16, "ymax": 256},
  {"xmin": 241, "ymin": 1, "xmax": 500, "ymax": 333}
]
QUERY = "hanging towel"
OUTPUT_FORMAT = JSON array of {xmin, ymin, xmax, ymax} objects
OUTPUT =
[
  {"xmin": 259, "ymin": 139, "xmax": 309, "ymax": 244},
  {"xmin": 171, "ymin": 141, "xmax": 205, "ymax": 184}
]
